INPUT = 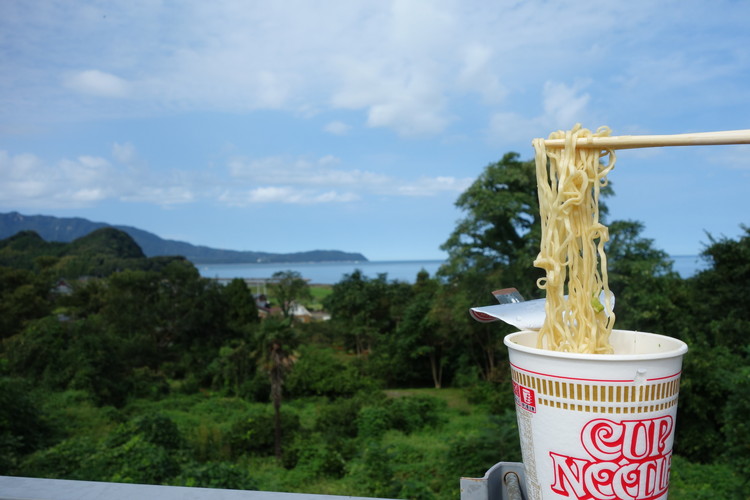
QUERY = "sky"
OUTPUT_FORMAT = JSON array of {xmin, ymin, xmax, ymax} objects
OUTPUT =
[{"xmin": 1, "ymin": 1, "xmax": 749, "ymax": 262}]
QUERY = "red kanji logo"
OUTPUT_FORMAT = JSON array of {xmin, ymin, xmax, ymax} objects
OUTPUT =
[{"xmin": 513, "ymin": 381, "xmax": 536, "ymax": 413}]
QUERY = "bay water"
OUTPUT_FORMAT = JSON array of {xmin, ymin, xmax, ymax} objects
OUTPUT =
[
  {"xmin": 197, "ymin": 255, "xmax": 705, "ymax": 285},
  {"xmin": 197, "ymin": 259, "xmax": 444, "ymax": 285}
]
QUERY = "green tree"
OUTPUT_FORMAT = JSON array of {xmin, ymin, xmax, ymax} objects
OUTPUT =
[
  {"xmin": 379, "ymin": 270, "xmax": 452, "ymax": 388},
  {"xmin": 605, "ymin": 219, "xmax": 686, "ymax": 334},
  {"xmin": 688, "ymin": 226, "xmax": 750, "ymax": 349},
  {"xmin": 671, "ymin": 227, "xmax": 750, "ymax": 488},
  {"xmin": 151, "ymin": 261, "xmax": 229, "ymax": 354},
  {"xmin": 210, "ymin": 339, "xmax": 257, "ymax": 397},
  {"xmin": 436, "ymin": 153, "xmax": 545, "ymax": 383},
  {"xmin": 101, "ymin": 262, "xmax": 229, "ymax": 373},
  {"xmin": 270, "ymin": 270, "xmax": 312, "ymax": 319},
  {"xmin": 6, "ymin": 315, "xmax": 133, "ymax": 406},
  {"xmin": 323, "ymin": 270, "xmax": 402, "ymax": 356},
  {"xmin": 439, "ymin": 153, "xmax": 544, "ymax": 297},
  {"xmin": 56, "ymin": 277, "xmax": 108, "ymax": 320},
  {"xmin": 221, "ymin": 278, "xmax": 260, "ymax": 332},
  {"xmin": 0, "ymin": 377, "xmax": 52, "ymax": 474},
  {"xmin": 0, "ymin": 266, "xmax": 52, "ymax": 339}
]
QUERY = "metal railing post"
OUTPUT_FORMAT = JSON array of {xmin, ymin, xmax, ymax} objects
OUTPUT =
[{"xmin": 460, "ymin": 462, "xmax": 526, "ymax": 500}]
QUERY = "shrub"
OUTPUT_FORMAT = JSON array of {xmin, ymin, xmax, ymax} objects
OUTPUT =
[
  {"xmin": 130, "ymin": 413, "xmax": 183, "ymax": 450},
  {"xmin": 357, "ymin": 406, "xmax": 391, "ymax": 439},
  {"xmin": 228, "ymin": 406, "xmax": 300, "ymax": 458},
  {"xmin": 285, "ymin": 345, "xmax": 377, "ymax": 399},
  {"xmin": 464, "ymin": 380, "xmax": 515, "ymax": 415},
  {"xmin": 283, "ymin": 433, "xmax": 348, "ymax": 478},
  {"xmin": 173, "ymin": 461, "xmax": 259, "ymax": 490},
  {"xmin": 130, "ymin": 367, "xmax": 170, "ymax": 400},
  {"xmin": 106, "ymin": 412, "xmax": 183, "ymax": 450},
  {"xmin": 386, "ymin": 395, "xmax": 446, "ymax": 433},
  {"xmin": 0, "ymin": 377, "xmax": 52, "ymax": 474},
  {"xmin": 348, "ymin": 441, "xmax": 400, "ymax": 498},
  {"xmin": 314, "ymin": 396, "xmax": 366, "ymax": 439},
  {"xmin": 397, "ymin": 479, "xmax": 437, "ymax": 500},
  {"xmin": 83, "ymin": 434, "xmax": 180, "ymax": 484},
  {"xmin": 355, "ymin": 395, "xmax": 447, "ymax": 440},
  {"xmin": 669, "ymin": 454, "xmax": 746, "ymax": 500},
  {"xmin": 18, "ymin": 436, "xmax": 99, "ymax": 479},
  {"xmin": 24, "ymin": 431, "xmax": 180, "ymax": 485},
  {"xmin": 443, "ymin": 409, "xmax": 521, "ymax": 479}
]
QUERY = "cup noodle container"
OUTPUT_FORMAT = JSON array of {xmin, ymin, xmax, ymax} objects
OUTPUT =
[{"xmin": 504, "ymin": 329, "xmax": 688, "ymax": 500}]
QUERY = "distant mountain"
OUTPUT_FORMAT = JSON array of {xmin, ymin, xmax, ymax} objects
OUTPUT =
[{"xmin": 0, "ymin": 212, "xmax": 368, "ymax": 264}]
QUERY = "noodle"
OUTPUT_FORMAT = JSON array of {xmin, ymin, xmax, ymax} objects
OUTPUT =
[{"xmin": 532, "ymin": 125, "xmax": 616, "ymax": 353}]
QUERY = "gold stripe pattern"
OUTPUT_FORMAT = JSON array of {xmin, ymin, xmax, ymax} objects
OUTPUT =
[{"xmin": 511, "ymin": 368, "xmax": 681, "ymax": 414}]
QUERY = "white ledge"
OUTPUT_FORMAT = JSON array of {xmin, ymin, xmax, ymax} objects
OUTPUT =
[{"xmin": 0, "ymin": 476, "xmax": 394, "ymax": 500}]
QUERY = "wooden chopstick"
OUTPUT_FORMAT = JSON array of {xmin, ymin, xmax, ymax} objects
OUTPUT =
[{"xmin": 541, "ymin": 129, "xmax": 750, "ymax": 150}]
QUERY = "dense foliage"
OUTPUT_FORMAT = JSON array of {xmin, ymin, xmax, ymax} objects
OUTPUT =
[{"xmin": 1, "ymin": 155, "xmax": 748, "ymax": 499}]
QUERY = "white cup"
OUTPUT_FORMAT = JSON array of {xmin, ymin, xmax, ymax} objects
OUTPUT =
[{"xmin": 504, "ymin": 329, "xmax": 688, "ymax": 500}]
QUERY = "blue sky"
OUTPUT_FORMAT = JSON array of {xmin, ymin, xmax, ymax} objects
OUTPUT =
[{"xmin": 1, "ymin": 1, "xmax": 749, "ymax": 261}]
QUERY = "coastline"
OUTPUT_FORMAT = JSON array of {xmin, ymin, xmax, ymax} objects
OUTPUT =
[{"xmin": 197, "ymin": 256, "xmax": 703, "ymax": 285}]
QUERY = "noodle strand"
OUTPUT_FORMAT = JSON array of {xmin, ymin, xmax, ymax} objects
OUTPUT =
[{"xmin": 533, "ymin": 125, "xmax": 616, "ymax": 353}]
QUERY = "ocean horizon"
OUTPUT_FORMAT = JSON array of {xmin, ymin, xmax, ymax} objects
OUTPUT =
[
  {"xmin": 197, "ymin": 255, "xmax": 706, "ymax": 285},
  {"xmin": 197, "ymin": 259, "xmax": 445, "ymax": 285}
]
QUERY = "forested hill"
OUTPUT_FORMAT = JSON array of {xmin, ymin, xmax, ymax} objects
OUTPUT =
[
  {"xmin": 0, "ymin": 228, "xmax": 193, "ymax": 277},
  {"xmin": 0, "ymin": 212, "xmax": 368, "ymax": 264}
]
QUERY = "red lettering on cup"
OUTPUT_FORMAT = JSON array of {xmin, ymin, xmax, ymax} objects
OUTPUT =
[{"xmin": 550, "ymin": 416, "xmax": 674, "ymax": 500}]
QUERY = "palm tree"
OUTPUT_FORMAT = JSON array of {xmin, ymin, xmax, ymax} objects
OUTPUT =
[{"xmin": 253, "ymin": 318, "xmax": 298, "ymax": 461}]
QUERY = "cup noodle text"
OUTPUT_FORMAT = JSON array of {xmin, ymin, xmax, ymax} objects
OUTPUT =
[{"xmin": 550, "ymin": 416, "xmax": 673, "ymax": 500}]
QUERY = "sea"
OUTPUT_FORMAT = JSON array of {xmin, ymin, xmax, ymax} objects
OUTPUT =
[{"xmin": 197, "ymin": 255, "xmax": 706, "ymax": 285}]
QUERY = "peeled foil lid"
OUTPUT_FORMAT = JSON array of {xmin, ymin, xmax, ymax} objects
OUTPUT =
[{"xmin": 469, "ymin": 292, "xmax": 614, "ymax": 331}]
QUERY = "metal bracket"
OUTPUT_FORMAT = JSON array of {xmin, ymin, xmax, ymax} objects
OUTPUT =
[{"xmin": 460, "ymin": 462, "xmax": 527, "ymax": 500}]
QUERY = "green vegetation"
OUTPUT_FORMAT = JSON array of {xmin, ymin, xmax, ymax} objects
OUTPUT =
[{"xmin": 1, "ymin": 153, "xmax": 748, "ymax": 499}]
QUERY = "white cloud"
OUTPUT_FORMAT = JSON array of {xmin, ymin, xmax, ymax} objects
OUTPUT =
[
  {"xmin": 394, "ymin": 176, "xmax": 474, "ymax": 197},
  {"xmin": 223, "ymin": 153, "xmax": 471, "ymax": 203},
  {"xmin": 249, "ymin": 187, "xmax": 294, "ymax": 203},
  {"xmin": 330, "ymin": 57, "xmax": 450, "ymax": 136},
  {"xmin": 0, "ymin": 148, "xmax": 198, "ymax": 209},
  {"xmin": 4, "ymin": 1, "xmax": 748, "ymax": 138},
  {"xmin": 0, "ymin": 145, "xmax": 468, "ymax": 211},
  {"xmin": 318, "ymin": 155, "xmax": 340, "ymax": 166},
  {"xmin": 70, "ymin": 188, "xmax": 106, "ymax": 203},
  {"xmin": 457, "ymin": 43, "xmax": 506, "ymax": 104},
  {"xmin": 542, "ymin": 81, "xmax": 591, "ymax": 130},
  {"xmin": 488, "ymin": 111, "xmax": 541, "ymax": 146},
  {"xmin": 122, "ymin": 186, "xmax": 195, "ymax": 205},
  {"xmin": 486, "ymin": 81, "xmax": 593, "ymax": 145},
  {"xmin": 112, "ymin": 142, "xmax": 137, "ymax": 164},
  {"xmin": 0, "ymin": 150, "xmax": 116, "ymax": 207},
  {"xmin": 228, "ymin": 155, "xmax": 393, "ymax": 188},
  {"xmin": 324, "ymin": 121, "xmax": 351, "ymax": 135},
  {"xmin": 63, "ymin": 69, "xmax": 130, "ymax": 98},
  {"xmin": 219, "ymin": 186, "xmax": 359, "ymax": 206},
  {"xmin": 314, "ymin": 190, "xmax": 359, "ymax": 203}
]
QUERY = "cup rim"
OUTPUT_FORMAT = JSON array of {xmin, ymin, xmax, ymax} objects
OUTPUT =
[{"xmin": 504, "ymin": 329, "xmax": 688, "ymax": 361}]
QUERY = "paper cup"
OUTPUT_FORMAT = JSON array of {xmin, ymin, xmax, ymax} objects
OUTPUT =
[{"xmin": 504, "ymin": 329, "xmax": 688, "ymax": 500}]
